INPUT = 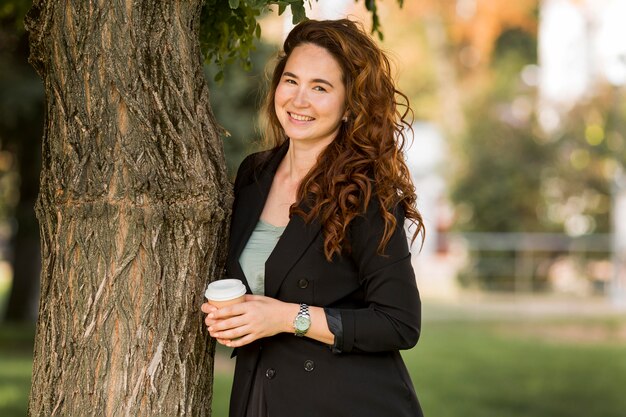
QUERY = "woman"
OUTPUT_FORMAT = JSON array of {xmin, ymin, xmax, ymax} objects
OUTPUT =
[{"xmin": 201, "ymin": 18, "xmax": 425, "ymax": 417}]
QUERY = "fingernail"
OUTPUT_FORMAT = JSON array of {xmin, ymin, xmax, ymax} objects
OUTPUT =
[{"xmin": 208, "ymin": 313, "xmax": 214, "ymax": 319}]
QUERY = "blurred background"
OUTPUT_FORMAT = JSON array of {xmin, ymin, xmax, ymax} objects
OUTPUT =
[{"xmin": 1, "ymin": 1, "xmax": 625, "ymax": 416}]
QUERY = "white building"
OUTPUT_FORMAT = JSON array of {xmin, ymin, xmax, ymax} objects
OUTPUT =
[{"xmin": 538, "ymin": 0, "xmax": 626, "ymax": 131}]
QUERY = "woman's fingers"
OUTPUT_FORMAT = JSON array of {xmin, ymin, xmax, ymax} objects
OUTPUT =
[
  {"xmin": 202, "ymin": 303, "xmax": 218, "ymax": 327},
  {"xmin": 209, "ymin": 313, "xmax": 246, "ymax": 331},
  {"xmin": 207, "ymin": 314, "xmax": 259, "ymax": 344},
  {"xmin": 215, "ymin": 337, "xmax": 232, "ymax": 346},
  {"xmin": 205, "ymin": 296, "xmax": 289, "ymax": 347},
  {"xmin": 207, "ymin": 316, "xmax": 259, "ymax": 346},
  {"xmin": 209, "ymin": 316, "xmax": 251, "ymax": 339},
  {"xmin": 205, "ymin": 316, "xmax": 219, "ymax": 327},
  {"xmin": 224, "ymin": 333, "xmax": 255, "ymax": 348},
  {"xmin": 209, "ymin": 326, "xmax": 243, "ymax": 340},
  {"xmin": 209, "ymin": 302, "xmax": 247, "ymax": 320}
]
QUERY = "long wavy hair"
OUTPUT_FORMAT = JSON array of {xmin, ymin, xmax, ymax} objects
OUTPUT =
[{"xmin": 262, "ymin": 18, "xmax": 425, "ymax": 260}]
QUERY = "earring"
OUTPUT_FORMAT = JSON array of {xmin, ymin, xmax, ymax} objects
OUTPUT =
[{"xmin": 342, "ymin": 116, "xmax": 348, "ymax": 122}]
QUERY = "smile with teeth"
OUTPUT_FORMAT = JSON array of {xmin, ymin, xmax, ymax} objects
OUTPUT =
[{"xmin": 289, "ymin": 112, "xmax": 315, "ymax": 122}]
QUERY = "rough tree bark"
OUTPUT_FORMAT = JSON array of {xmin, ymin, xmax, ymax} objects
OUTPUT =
[{"xmin": 25, "ymin": 1, "xmax": 232, "ymax": 415}]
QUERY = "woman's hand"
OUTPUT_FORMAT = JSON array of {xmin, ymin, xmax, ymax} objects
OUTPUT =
[
  {"xmin": 200, "ymin": 302, "xmax": 230, "ymax": 346},
  {"xmin": 201, "ymin": 295, "xmax": 297, "ymax": 348}
]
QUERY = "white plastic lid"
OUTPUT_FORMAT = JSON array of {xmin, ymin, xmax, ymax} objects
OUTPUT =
[{"xmin": 205, "ymin": 279, "xmax": 246, "ymax": 301}]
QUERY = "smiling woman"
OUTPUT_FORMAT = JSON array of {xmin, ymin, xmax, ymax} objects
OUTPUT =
[
  {"xmin": 273, "ymin": 43, "xmax": 347, "ymax": 148},
  {"xmin": 201, "ymin": 18, "xmax": 426, "ymax": 417}
]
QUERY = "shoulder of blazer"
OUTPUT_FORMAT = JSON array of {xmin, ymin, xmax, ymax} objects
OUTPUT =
[
  {"xmin": 349, "ymin": 192, "xmax": 408, "ymax": 250},
  {"xmin": 233, "ymin": 142, "xmax": 289, "ymax": 193}
]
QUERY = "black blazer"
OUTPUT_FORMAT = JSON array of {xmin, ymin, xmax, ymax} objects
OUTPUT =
[{"xmin": 225, "ymin": 141, "xmax": 423, "ymax": 417}]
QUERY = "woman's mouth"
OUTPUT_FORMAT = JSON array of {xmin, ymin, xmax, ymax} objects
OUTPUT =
[{"xmin": 289, "ymin": 112, "xmax": 315, "ymax": 122}]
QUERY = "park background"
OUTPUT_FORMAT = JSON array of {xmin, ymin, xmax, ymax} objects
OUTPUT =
[{"xmin": 1, "ymin": 0, "xmax": 625, "ymax": 416}]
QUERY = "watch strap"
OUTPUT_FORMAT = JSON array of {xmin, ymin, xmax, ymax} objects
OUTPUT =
[
  {"xmin": 299, "ymin": 303, "xmax": 309, "ymax": 317},
  {"xmin": 294, "ymin": 303, "xmax": 311, "ymax": 336}
]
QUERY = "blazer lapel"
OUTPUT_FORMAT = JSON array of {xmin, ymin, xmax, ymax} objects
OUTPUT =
[
  {"xmin": 228, "ymin": 143, "xmax": 288, "ymax": 291},
  {"xmin": 230, "ymin": 178, "xmax": 272, "ymax": 266},
  {"xmin": 227, "ymin": 140, "xmax": 323, "ymax": 298},
  {"xmin": 227, "ymin": 176, "xmax": 266, "ymax": 293},
  {"xmin": 264, "ymin": 204, "xmax": 321, "ymax": 299}
]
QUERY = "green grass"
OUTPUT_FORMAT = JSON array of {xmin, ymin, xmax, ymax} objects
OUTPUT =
[
  {"xmin": 211, "ymin": 377, "xmax": 233, "ymax": 417},
  {"xmin": 2, "ymin": 315, "xmax": 625, "ymax": 417},
  {"xmin": 404, "ymin": 320, "xmax": 626, "ymax": 417},
  {"xmin": 0, "ymin": 324, "xmax": 34, "ymax": 417}
]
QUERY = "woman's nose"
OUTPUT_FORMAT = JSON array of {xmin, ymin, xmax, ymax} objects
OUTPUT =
[{"xmin": 292, "ymin": 87, "xmax": 309, "ymax": 107}]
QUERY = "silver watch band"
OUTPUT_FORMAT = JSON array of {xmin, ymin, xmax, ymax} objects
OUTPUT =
[
  {"xmin": 294, "ymin": 303, "xmax": 311, "ymax": 336},
  {"xmin": 299, "ymin": 303, "xmax": 309, "ymax": 317}
]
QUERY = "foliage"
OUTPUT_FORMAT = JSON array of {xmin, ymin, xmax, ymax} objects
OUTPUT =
[
  {"xmin": 448, "ymin": 19, "xmax": 624, "ymax": 289},
  {"xmin": 199, "ymin": 0, "xmax": 268, "ymax": 82},
  {"xmin": 451, "ymin": 27, "xmax": 547, "ymax": 233},
  {"xmin": 0, "ymin": 0, "xmax": 29, "ymax": 32},
  {"xmin": 433, "ymin": 2, "xmax": 622, "ymax": 239},
  {"xmin": 0, "ymin": 3, "xmax": 43, "ymax": 234},
  {"xmin": 448, "ymin": 26, "xmax": 553, "ymax": 289},
  {"xmin": 199, "ymin": 0, "xmax": 403, "ymax": 81},
  {"xmin": 542, "ymin": 92, "xmax": 626, "ymax": 235},
  {"xmin": 2, "ymin": 0, "xmax": 403, "ymax": 83},
  {"xmin": 205, "ymin": 40, "xmax": 277, "ymax": 177}
]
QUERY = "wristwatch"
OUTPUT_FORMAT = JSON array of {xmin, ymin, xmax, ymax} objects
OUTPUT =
[{"xmin": 293, "ymin": 303, "xmax": 311, "ymax": 337}]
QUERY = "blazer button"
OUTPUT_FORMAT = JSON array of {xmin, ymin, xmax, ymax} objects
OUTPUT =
[
  {"xmin": 303, "ymin": 360, "xmax": 315, "ymax": 372},
  {"xmin": 298, "ymin": 278, "xmax": 309, "ymax": 289},
  {"xmin": 265, "ymin": 368, "xmax": 276, "ymax": 379}
]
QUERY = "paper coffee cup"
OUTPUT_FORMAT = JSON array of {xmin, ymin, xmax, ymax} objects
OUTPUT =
[{"xmin": 205, "ymin": 279, "xmax": 246, "ymax": 308}]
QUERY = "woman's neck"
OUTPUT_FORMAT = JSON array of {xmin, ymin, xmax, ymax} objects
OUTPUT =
[{"xmin": 278, "ymin": 139, "xmax": 330, "ymax": 182}]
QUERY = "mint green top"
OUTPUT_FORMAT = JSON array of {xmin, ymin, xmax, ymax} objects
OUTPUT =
[{"xmin": 239, "ymin": 219, "xmax": 286, "ymax": 295}]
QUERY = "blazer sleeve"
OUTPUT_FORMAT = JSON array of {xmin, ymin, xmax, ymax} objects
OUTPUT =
[{"xmin": 334, "ymin": 200, "xmax": 421, "ymax": 353}]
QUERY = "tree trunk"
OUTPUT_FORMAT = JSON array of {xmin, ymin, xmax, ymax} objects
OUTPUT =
[{"xmin": 25, "ymin": 1, "xmax": 231, "ymax": 415}]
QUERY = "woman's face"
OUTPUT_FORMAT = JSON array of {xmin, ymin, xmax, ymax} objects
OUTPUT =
[{"xmin": 274, "ymin": 43, "xmax": 347, "ymax": 147}]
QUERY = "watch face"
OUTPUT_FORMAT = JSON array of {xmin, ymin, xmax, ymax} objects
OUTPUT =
[{"xmin": 295, "ymin": 315, "xmax": 310, "ymax": 331}]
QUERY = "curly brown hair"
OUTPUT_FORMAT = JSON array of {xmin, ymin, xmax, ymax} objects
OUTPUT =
[{"xmin": 262, "ymin": 18, "xmax": 425, "ymax": 260}]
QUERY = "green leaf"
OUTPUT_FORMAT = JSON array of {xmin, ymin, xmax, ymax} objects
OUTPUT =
[
  {"xmin": 290, "ymin": 2, "xmax": 306, "ymax": 24},
  {"xmin": 198, "ymin": 0, "xmax": 405, "ymax": 76}
]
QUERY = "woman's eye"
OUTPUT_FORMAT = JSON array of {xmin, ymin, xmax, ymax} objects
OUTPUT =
[
  {"xmin": 313, "ymin": 86, "xmax": 327, "ymax": 92},
  {"xmin": 285, "ymin": 79, "xmax": 297, "ymax": 85}
]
